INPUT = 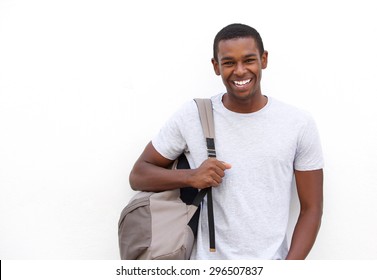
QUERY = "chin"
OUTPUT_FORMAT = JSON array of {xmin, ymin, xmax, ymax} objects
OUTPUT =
[{"xmin": 228, "ymin": 90, "xmax": 256, "ymax": 100}]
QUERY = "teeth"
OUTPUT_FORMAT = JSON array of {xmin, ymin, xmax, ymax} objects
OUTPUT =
[{"xmin": 234, "ymin": 79, "xmax": 251, "ymax": 86}]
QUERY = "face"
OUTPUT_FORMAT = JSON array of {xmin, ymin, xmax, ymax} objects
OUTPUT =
[{"xmin": 212, "ymin": 37, "xmax": 268, "ymax": 102}]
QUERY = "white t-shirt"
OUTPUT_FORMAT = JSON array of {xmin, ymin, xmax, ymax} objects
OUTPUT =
[{"xmin": 152, "ymin": 93, "xmax": 324, "ymax": 259}]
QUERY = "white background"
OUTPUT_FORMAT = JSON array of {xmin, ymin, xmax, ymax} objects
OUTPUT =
[{"xmin": 1, "ymin": 0, "xmax": 376, "ymax": 259}]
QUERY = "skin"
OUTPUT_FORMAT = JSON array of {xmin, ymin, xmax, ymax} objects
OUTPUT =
[
  {"xmin": 129, "ymin": 142, "xmax": 231, "ymax": 191},
  {"xmin": 287, "ymin": 169, "xmax": 323, "ymax": 260},
  {"xmin": 129, "ymin": 36, "xmax": 323, "ymax": 260},
  {"xmin": 211, "ymin": 37, "xmax": 268, "ymax": 113}
]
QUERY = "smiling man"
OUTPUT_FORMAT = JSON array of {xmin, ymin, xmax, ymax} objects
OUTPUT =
[
  {"xmin": 212, "ymin": 34, "xmax": 268, "ymax": 113},
  {"xmin": 129, "ymin": 23, "xmax": 324, "ymax": 260}
]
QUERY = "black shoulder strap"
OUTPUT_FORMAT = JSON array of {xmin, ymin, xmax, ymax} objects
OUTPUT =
[{"xmin": 194, "ymin": 98, "xmax": 216, "ymax": 253}]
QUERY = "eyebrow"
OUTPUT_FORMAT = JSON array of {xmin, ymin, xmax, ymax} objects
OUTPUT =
[{"xmin": 220, "ymin": 53, "xmax": 258, "ymax": 61}]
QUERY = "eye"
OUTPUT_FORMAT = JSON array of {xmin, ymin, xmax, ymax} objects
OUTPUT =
[
  {"xmin": 245, "ymin": 59, "xmax": 256, "ymax": 64},
  {"xmin": 222, "ymin": 61, "xmax": 234, "ymax": 66}
]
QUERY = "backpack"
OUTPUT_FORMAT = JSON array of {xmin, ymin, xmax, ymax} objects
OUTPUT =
[{"xmin": 118, "ymin": 98, "xmax": 216, "ymax": 260}]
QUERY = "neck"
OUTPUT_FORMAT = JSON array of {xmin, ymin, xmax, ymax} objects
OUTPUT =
[{"xmin": 222, "ymin": 92, "xmax": 267, "ymax": 113}]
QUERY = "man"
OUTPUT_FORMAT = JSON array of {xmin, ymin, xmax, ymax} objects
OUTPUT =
[{"xmin": 129, "ymin": 23, "xmax": 324, "ymax": 260}]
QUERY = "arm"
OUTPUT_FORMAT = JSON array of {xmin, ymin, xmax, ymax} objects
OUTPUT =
[
  {"xmin": 285, "ymin": 169, "xmax": 323, "ymax": 260},
  {"xmin": 129, "ymin": 142, "xmax": 231, "ymax": 192}
]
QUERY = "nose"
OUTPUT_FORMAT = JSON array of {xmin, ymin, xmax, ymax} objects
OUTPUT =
[{"xmin": 234, "ymin": 62, "xmax": 247, "ymax": 76}]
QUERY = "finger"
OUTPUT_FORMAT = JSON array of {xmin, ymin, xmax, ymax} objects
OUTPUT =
[
  {"xmin": 213, "ymin": 160, "xmax": 231, "ymax": 170},
  {"xmin": 220, "ymin": 161, "xmax": 232, "ymax": 169},
  {"xmin": 211, "ymin": 174, "xmax": 223, "ymax": 186}
]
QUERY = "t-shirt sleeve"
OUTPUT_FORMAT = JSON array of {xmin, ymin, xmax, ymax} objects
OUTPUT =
[
  {"xmin": 294, "ymin": 116, "xmax": 324, "ymax": 171},
  {"xmin": 151, "ymin": 102, "xmax": 191, "ymax": 160}
]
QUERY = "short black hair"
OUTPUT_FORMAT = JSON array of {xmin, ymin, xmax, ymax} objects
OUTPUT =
[{"xmin": 213, "ymin": 23, "xmax": 264, "ymax": 62}]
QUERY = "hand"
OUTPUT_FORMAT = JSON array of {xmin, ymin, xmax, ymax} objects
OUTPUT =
[{"xmin": 188, "ymin": 158, "xmax": 231, "ymax": 189}]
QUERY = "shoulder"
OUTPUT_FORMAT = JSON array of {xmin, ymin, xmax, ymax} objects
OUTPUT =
[
  {"xmin": 269, "ymin": 97, "xmax": 315, "ymax": 125},
  {"xmin": 267, "ymin": 97, "xmax": 321, "ymax": 143},
  {"xmin": 174, "ymin": 94, "xmax": 222, "ymax": 121},
  {"xmin": 269, "ymin": 97, "xmax": 310, "ymax": 116},
  {"xmin": 164, "ymin": 99, "xmax": 198, "ymax": 125}
]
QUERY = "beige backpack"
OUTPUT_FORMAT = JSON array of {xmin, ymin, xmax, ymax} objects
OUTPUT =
[{"xmin": 118, "ymin": 98, "xmax": 216, "ymax": 259}]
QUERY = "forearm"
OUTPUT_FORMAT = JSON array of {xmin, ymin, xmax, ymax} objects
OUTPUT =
[
  {"xmin": 129, "ymin": 161, "xmax": 193, "ymax": 192},
  {"xmin": 285, "ymin": 208, "xmax": 322, "ymax": 260}
]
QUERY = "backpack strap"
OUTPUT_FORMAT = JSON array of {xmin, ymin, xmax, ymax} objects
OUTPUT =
[
  {"xmin": 194, "ymin": 98, "xmax": 216, "ymax": 157},
  {"xmin": 194, "ymin": 98, "xmax": 216, "ymax": 253}
]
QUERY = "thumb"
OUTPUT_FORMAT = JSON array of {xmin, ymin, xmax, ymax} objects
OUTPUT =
[{"xmin": 221, "ymin": 161, "xmax": 232, "ymax": 169}]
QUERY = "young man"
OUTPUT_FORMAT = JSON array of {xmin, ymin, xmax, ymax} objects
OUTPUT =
[{"xmin": 129, "ymin": 23, "xmax": 324, "ymax": 260}]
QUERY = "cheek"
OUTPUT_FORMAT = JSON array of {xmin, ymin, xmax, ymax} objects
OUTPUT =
[
  {"xmin": 220, "ymin": 68, "xmax": 232, "ymax": 79},
  {"xmin": 221, "ymin": 76, "xmax": 229, "ymax": 86},
  {"xmin": 221, "ymin": 72, "xmax": 232, "ymax": 85},
  {"xmin": 251, "ymin": 66, "xmax": 262, "ymax": 78}
]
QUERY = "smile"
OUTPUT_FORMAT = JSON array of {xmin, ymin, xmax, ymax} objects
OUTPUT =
[{"xmin": 233, "ymin": 79, "xmax": 251, "ymax": 87}]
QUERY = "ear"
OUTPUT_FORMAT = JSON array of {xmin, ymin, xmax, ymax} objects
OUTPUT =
[
  {"xmin": 211, "ymin": 58, "xmax": 221, "ymax": 76},
  {"xmin": 261, "ymin": 51, "xmax": 268, "ymax": 69}
]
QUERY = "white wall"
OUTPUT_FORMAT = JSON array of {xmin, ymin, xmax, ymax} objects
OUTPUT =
[{"xmin": 1, "ymin": 0, "xmax": 376, "ymax": 259}]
